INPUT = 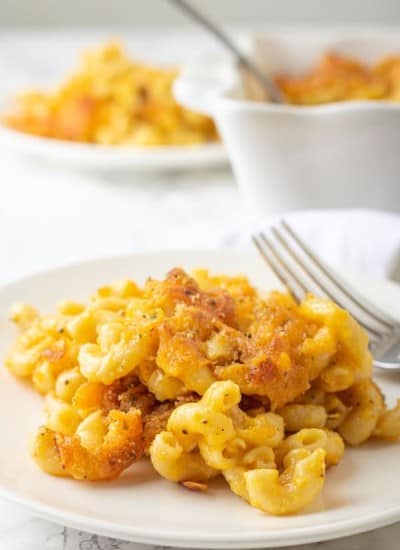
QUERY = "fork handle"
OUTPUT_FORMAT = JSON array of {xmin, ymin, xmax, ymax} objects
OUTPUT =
[{"xmin": 165, "ymin": 0, "xmax": 283, "ymax": 103}]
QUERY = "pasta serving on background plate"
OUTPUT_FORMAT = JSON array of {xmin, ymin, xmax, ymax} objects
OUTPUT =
[
  {"xmin": 3, "ymin": 42, "xmax": 218, "ymax": 147},
  {"xmin": 5, "ymin": 267, "xmax": 400, "ymax": 515}
]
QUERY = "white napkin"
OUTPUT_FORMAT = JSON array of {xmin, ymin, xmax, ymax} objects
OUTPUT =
[{"xmin": 242, "ymin": 209, "xmax": 400, "ymax": 282}]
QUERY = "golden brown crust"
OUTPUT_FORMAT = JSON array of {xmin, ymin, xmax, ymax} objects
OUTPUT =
[
  {"xmin": 53, "ymin": 409, "xmax": 144, "ymax": 480},
  {"xmin": 155, "ymin": 290, "xmax": 318, "ymax": 409},
  {"xmin": 275, "ymin": 52, "xmax": 399, "ymax": 105},
  {"xmin": 146, "ymin": 268, "xmax": 237, "ymax": 327},
  {"xmin": 103, "ymin": 375, "xmax": 156, "ymax": 415},
  {"xmin": 215, "ymin": 293, "xmax": 319, "ymax": 409},
  {"xmin": 91, "ymin": 373, "xmax": 199, "ymax": 454}
]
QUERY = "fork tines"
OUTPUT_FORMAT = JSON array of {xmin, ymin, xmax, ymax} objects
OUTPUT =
[{"xmin": 253, "ymin": 220, "xmax": 399, "ymax": 347}]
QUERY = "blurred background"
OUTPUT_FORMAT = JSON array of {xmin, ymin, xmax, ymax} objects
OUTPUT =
[
  {"xmin": 1, "ymin": 1, "xmax": 399, "ymax": 283},
  {"xmin": 2, "ymin": 0, "xmax": 400, "ymax": 26},
  {"xmin": 2, "ymin": 0, "xmax": 400, "ymax": 88},
  {"xmin": 0, "ymin": 1, "xmax": 399, "ymax": 281}
]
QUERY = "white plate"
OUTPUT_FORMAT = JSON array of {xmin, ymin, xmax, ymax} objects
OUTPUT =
[
  {"xmin": 0, "ymin": 250, "xmax": 399, "ymax": 548},
  {"xmin": 0, "ymin": 115, "xmax": 227, "ymax": 173}
]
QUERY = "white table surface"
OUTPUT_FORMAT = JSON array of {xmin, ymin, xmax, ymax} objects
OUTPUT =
[{"xmin": 0, "ymin": 29, "xmax": 399, "ymax": 550}]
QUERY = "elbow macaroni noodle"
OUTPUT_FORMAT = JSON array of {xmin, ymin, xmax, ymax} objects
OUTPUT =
[
  {"xmin": 150, "ymin": 380, "xmax": 328, "ymax": 515},
  {"xmin": 5, "ymin": 267, "xmax": 400, "ymax": 515}
]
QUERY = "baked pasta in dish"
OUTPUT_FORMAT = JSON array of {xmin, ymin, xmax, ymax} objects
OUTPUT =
[
  {"xmin": 275, "ymin": 52, "xmax": 400, "ymax": 105},
  {"xmin": 6, "ymin": 268, "xmax": 400, "ymax": 515}
]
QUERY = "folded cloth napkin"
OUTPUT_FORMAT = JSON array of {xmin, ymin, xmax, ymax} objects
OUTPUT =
[{"xmin": 242, "ymin": 209, "xmax": 400, "ymax": 282}]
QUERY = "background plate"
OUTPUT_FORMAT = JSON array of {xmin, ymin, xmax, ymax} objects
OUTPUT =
[{"xmin": 0, "ymin": 118, "xmax": 227, "ymax": 173}]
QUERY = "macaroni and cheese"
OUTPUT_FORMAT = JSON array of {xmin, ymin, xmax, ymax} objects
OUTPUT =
[
  {"xmin": 3, "ymin": 42, "xmax": 218, "ymax": 146},
  {"xmin": 5, "ymin": 267, "xmax": 399, "ymax": 515},
  {"xmin": 275, "ymin": 52, "xmax": 400, "ymax": 105}
]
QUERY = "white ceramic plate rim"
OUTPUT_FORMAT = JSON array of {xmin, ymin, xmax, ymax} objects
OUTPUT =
[
  {"xmin": 0, "ymin": 101, "xmax": 226, "ymax": 171},
  {"xmin": 1, "ymin": 485, "xmax": 400, "ymax": 549},
  {"xmin": 1, "ymin": 250, "xmax": 400, "ymax": 548}
]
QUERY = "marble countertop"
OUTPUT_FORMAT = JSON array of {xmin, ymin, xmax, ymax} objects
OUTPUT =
[{"xmin": 0, "ymin": 29, "xmax": 399, "ymax": 549}]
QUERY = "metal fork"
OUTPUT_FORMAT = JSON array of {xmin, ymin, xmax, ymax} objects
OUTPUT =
[
  {"xmin": 253, "ymin": 221, "xmax": 400, "ymax": 371},
  {"xmin": 165, "ymin": 0, "xmax": 283, "ymax": 103}
]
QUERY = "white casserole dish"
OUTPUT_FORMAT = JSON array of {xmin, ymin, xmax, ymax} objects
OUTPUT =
[{"xmin": 174, "ymin": 30, "xmax": 400, "ymax": 217}]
